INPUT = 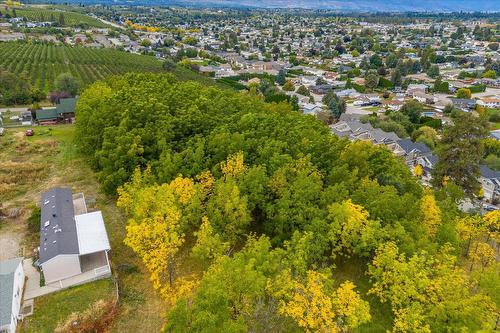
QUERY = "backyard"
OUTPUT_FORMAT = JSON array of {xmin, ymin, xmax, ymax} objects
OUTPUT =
[{"xmin": 0, "ymin": 125, "xmax": 165, "ymax": 332}]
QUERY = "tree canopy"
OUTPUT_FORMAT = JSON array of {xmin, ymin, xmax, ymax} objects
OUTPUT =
[{"xmin": 75, "ymin": 73, "xmax": 498, "ymax": 332}]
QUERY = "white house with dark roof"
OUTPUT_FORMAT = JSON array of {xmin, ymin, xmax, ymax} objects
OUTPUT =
[
  {"xmin": 0, "ymin": 258, "xmax": 24, "ymax": 333},
  {"xmin": 39, "ymin": 188, "xmax": 111, "ymax": 285},
  {"xmin": 479, "ymin": 165, "xmax": 500, "ymax": 203}
]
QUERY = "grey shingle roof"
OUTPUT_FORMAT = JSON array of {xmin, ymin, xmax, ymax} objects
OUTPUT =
[
  {"xmin": 39, "ymin": 188, "xmax": 79, "ymax": 264},
  {"xmin": 0, "ymin": 257, "xmax": 22, "ymax": 327},
  {"xmin": 397, "ymin": 138, "xmax": 431, "ymax": 154},
  {"xmin": 480, "ymin": 165, "xmax": 500, "ymax": 180}
]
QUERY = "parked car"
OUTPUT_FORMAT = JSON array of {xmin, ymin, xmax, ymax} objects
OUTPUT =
[
  {"xmin": 483, "ymin": 203, "xmax": 498, "ymax": 212},
  {"xmin": 25, "ymin": 129, "xmax": 34, "ymax": 136}
]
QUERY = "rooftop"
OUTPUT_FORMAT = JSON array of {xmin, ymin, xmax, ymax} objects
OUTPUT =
[
  {"xmin": 39, "ymin": 188, "xmax": 79, "ymax": 264},
  {"xmin": 0, "ymin": 257, "xmax": 22, "ymax": 327}
]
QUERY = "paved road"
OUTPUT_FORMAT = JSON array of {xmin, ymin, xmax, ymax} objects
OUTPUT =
[
  {"xmin": 0, "ymin": 107, "xmax": 28, "ymax": 114},
  {"xmin": 472, "ymin": 87, "xmax": 500, "ymax": 98}
]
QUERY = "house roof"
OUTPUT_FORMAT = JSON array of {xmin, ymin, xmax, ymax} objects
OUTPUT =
[
  {"xmin": 480, "ymin": 165, "xmax": 500, "ymax": 180},
  {"xmin": 39, "ymin": 188, "xmax": 79, "ymax": 264},
  {"xmin": 0, "ymin": 257, "xmax": 22, "ymax": 327},
  {"xmin": 397, "ymin": 138, "xmax": 431, "ymax": 154},
  {"xmin": 56, "ymin": 98, "xmax": 77, "ymax": 115},
  {"xmin": 36, "ymin": 108, "xmax": 58, "ymax": 121},
  {"xmin": 75, "ymin": 211, "xmax": 110, "ymax": 255},
  {"xmin": 490, "ymin": 130, "xmax": 500, "ymax": 141}
]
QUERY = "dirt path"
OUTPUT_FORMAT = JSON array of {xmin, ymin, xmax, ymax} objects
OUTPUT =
[{"xmin": 0, "ymin": 218, "xmax": 25, "ymax": 260}]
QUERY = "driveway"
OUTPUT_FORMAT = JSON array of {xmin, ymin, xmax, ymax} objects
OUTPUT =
[
  {"xmin": 472, "ymin": 87, "xmax": 500, "ymax": 98},
  {"xmin": 0, "ymin": 107, "xmax": 29, "ymax": 114}
]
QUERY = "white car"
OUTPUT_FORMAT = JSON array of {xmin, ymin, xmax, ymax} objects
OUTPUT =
[{"xmin": 0, "ymin": 127, "xmax": 4, "ymax": 136}]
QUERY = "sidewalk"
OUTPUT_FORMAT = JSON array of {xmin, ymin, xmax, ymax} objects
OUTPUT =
[{"xmin": 22, "ymin": 258, "xmax": 111, "ymax": 300}]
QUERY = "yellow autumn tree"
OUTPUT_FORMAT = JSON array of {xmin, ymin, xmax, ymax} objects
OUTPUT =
[
  {"xmin": 483, "ymin": 210, "xmax": 500, "ymax": 243},
  {"xmin": 420, "ymin": 191, "xmax": 441, "ymax": 237},
  {"xmin": 191, "ymin": 216, "xmax": 229, "ymax": 262},
  {"xmin": 413, "ymin": 164, "xmax": 423, "ymax": 178},
  {"xmin": 328, "ymin": 199, "xmax": 381, "ymax": 258},
  {"xmin": 118, "ymin": 171, "xmax": 200, "ymax": 298},
  {"xmin": 221, "ymin": 151, "xmax": 246, "ymax": 179},
  {"xmin": 269, "ymin": 270, "xmax": 370, "ymax": 332},
  {"xmin": 469, "ymin": 241, "xmax": 496, "ymax": 272},
  {"xmin": 333, "ymin": 281, "xmax": 371, "ymax": 329}
]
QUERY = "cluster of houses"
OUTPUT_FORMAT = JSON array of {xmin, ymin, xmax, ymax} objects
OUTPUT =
[
  {"xmin": 331, "ymin": 113, "xmax": 500, "ymax": 203},
  {"xmin": 0, "ymin": 188, "xmax": 111, "ymax": 333}
]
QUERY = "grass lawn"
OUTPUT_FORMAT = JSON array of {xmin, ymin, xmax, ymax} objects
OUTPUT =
[
  {"xmin": 0, "ymin": 126, "xmax": 165, "ymax": 332},
  {"xmin": 22, "ymin": 279, "xmax": 115, "ymax": 333},
  {"xmin": 334, "ymin": 256, "xmax": 393, "ymax": 333}
]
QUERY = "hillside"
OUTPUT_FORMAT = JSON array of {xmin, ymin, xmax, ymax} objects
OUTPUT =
[
  {"xmin": 0, "ymin": 42, "xmax": 163, "ymax": 92},
  {"xmin": 1, "ymin": 6, "xmax": 109, "ymax": 28}
]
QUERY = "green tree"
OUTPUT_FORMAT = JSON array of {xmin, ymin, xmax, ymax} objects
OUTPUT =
[
  {"xmin": 365, "ymin": 72, "xmax": 379, "ymax": 91},
  {"xmin": 432, "ymin": 112, "xmax": 488, "ymax": 196},
  {"xmin": 482, "ymin": 70, "xmax": 497, "ymax": 79},
  {"xmin": 456, "ymin": 88, "xmax": 472, "ymax": 99},
  {"xmin": 55, "ymin": 72, "xmax": 80, "ymax": 96},
  {"xmin": 426, "ymin": 65, "xmax": 440, "ymax": 79},
  {"xmin": 276, "ymin": 69, "xmax": 286, "ymax": 85},
  {"xmin": 163, "ymin": 58, "xmax": 177, "ymax": 71},
  {"xmin": 391, "ymin": 68, "xmax": 402, "ymax": 86},
  {"xmin": 296, "ymin": 85, "xmax": 310, "ymax": 96},
  {"xmin": 282, "ymin": 80, "xmax": 295, "ymax": 91},
  {"xmin": 400, "ymin": 100, "xmax": 423, "ymax": 124},
  {"xmin": 369, "ymin": 242, "xmax": 496, "ymax": 333}
]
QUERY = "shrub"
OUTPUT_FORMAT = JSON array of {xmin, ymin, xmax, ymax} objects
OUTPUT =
[{"xmin": 54, "ymin": 299, "xmax": 117, "ymax": 333}]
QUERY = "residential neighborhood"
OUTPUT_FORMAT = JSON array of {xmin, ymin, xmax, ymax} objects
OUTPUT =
[{"xmin": 0, "ymin": 2, "xmax": 499, "ymax": 332}]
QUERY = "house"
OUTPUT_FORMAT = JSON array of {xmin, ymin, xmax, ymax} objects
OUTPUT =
[
  {"xmin": 479, "ymin": 165, "xmax": 500, "ymax": 203},
  {"xmin": 36, "ymin": 98, "xmax": 77, "ymax": 125},
  {"xmin": 301, "ymin": 103, "xmax": 323, "ymax": 115},
  {"xmin": 389, "ymin": 139, "xmax": 436, "ymax": 180},
  {"xmin": 383, "ymin": 100, "xmax": 404, "ymax": 111},
  {"xmin": 309, "ymin": 85, "xmax": 334, "ymax": 95},
  {"xmin": 336, "ymin": 89, "xmax": 359, "ymax": 99},
  {"xmin": 39, "ymin": 188, "xmax": 111, "ymax": 285},
  {"xmin": 450, "ymin": 98, "xmax": 476, "ymax": 112},
  {"xmin": 478, "ymin": 98, "xmax": 500, "ymax": 109},
  {"xmin": 406, "ymin": 83, "xmax": 428, "ymax": 96},
  {"xmin": 331, "ymin": 119, "xmax": 399, "ymax": 145},
  {"xmin": 0, "ymin": 258, "xmax": 25, "ymax": 333},
  {"xmin": 490, "ymin": 129, "xmax": 500, "ymax": 141},
  {"xmin": 412, "ymin": 92, "xmax": 437, "ymax": 105},
  {"xmin": 35, "ymin": 108, "xmax": 58, "ymax": 125}
]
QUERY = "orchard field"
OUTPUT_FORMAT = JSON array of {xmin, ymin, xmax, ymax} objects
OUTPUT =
[
  {"xmin": 0, "ymin": 42, "xmax": 163, "ymax": 92},
  {"xmin": 0, "ymin": 7, "xmax": 108, "ymax": 28}
]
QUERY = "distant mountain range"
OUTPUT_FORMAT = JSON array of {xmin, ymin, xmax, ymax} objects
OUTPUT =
[
  {"xmin": 27, "ymin": 0, "xmax": 500, "ymax": 12},
  {"xmin": 159, "ymin": 0, "xmax": 500, "ymax": 12}
]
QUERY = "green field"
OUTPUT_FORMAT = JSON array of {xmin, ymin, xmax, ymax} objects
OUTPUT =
[
  {"xmin": 1, "ymin": 7, "xmax": 109, "ymax": 28},
  {"xmin": 0, "ymin": 42, "xmax": 163, "ymax": 92}
]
